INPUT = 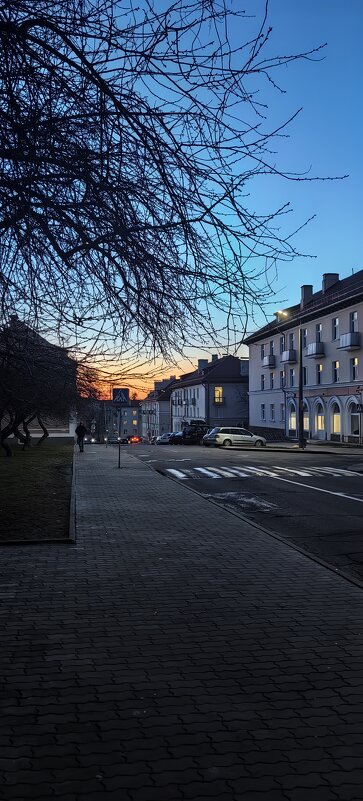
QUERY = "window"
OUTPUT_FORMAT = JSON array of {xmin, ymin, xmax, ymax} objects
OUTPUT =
[
  {"xmin": 350, "ymin": 311, "xmax": 358, "ymax": 333},
  {"xmin": 331, "ymin": 403, "xmax": 341, "ymax": 434},
  {"xmin": 280, "ymin": 403, "xmax": 285, "ymax": 422},
  {"xmin": 351, "ymin": 357, "xmax": 359, "ymax": 381},
  {"xmin": 302, "ymin": 329, "xmax": 307, "ymax": 348},
  {"xmin": 316, "ymin": 363, "xmax": 323, "ymax": 385},
  {"xmin": 214, "ymin": 386, "xmax": 223, "ymax": 404},
  {"xmin": 303, "ymin": 366, "xmax": 307, "ymax": 386},
  {"xmin": 280, "ymin": 370, "xmax": 285, "ymax": 388},
  {"xmin": 270, "ymin": 404, "xmax": 275, "ymax": 422},
  {"xmin": 289, "ymin": 368, "xmax": 295, "ymax": 387},
  {"xmin": 332, "ymin": 317, "xmax": 339, "ymax": 340},
  {"xmin": 270, "ymin": 340, "xmax": 274, "ymax": 356},
  {"xmin": 261, "ymin": 404, "xmax": 265, "ymax": 421},
  {"xmin": 316, "ymin": 323, "xmax": 322, "ymax": 343},
  {"xmin": 303, "ymin": 406, "xmax": 309, "ymax": 432},
  {"xmin": 197, "ymin": 388, "xmax": 199, "ymax": 399},
  {"xmin": 350, "ymin": 403, "xmax": 360, "ymax": 436},
  {"xmin": 316, "ymin": 403, "xmax": 325, "ymax": 432},
  {"xmin": 332, "ymin": 360, "xmax": 340, "ymax": 383},
  {"xmin": 261, "ymin": 344, "xmax": 265, "ymax": 359},
  {"xmin": 279, "ymin": 335, "xmax": 285, "ymax": 354},
  {"xmin": 289, "ymin": 406, "xmax": 297, "ymax": 431},
  {"xmin": 260, "ymin": 374, "xmax": 265, "ymax": 391},
  {"xmin": 270, "ymin": 372, "xmax": 274, "ymax": 390},
  {"xmin": 289, "ymin": 332, "xmax": 295, "ymax": 349}
]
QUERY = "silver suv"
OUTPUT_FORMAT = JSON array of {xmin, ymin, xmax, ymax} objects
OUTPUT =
[{"xmin": 202, "ymin": 427, "xmax": 266, "ymax": 448}]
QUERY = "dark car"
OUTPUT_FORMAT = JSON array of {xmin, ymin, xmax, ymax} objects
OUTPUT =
[
  {"xmin": 182, "ymin": 425, "xmax": 210, "ymax": 445},
  {"xmin": 169, "ymin": 431, "xmax": 184, "ymax": 445}
]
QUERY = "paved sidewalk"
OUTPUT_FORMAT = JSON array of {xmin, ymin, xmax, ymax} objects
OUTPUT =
[{"xmin": 1, "ymin": 447, "xmax": 363, "ymax": 801}]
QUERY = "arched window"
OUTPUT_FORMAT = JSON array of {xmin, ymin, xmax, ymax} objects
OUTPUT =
[
  {"xmin": 331, "ymin": 402, "xmax": 341, "ymax": 434},
  {"xmin": 316, "ymin": 402, "xmax": 325, "ymax": 432},
  {"xmin": 349, "ymin": 402, "xmax": 360, "ymax": 437},
  {"xmin": 303, "ymin": 403, "xmax": 309, "ymax": 432},
  {"xmin": 288, "ymin": 404, "xmax": 296, "ymax": 433}
]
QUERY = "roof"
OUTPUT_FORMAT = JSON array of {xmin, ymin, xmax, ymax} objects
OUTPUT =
[
  {"xmin": 170, "ymin": 355, "xmax": 247, "ymax": 389},
  {"xmin": 244, "ymin": 269, "xmax": 363, "ymax": 344}
]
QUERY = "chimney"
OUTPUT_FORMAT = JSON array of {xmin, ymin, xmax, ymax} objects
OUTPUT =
[
  {"xmin": 211, "ymin": 354, "xmax": 218, "ymax": 363},
  {"xmin": 197, "ymin": 359, "xmax": 208, "ymax": 373},
  {"xmin": 300, "ymin": 285, "xmax": 313, "ymax": 309},
  {"xmin": 322, "ymin": 273, "xmax": 339, "ymax": 293}
]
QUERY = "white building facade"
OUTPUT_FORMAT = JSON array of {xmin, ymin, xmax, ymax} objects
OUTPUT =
[
  {"xmin": 170, "ymin": 355, "xmax": 249, "ymax": 432},
  {"xmin": 244, "ymin": 272, "xmax": 363, "ymax": 444}
]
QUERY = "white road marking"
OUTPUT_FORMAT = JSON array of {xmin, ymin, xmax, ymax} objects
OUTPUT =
[
  {"xmin": 211, "ymin": 467, "xmax": 241, "ymax": 478},
  {"xmin": 240, "ymin": 466, "xmax": 280, "ymax": 478},
  {"xmin": 273, "ymin": 466, "xmax": 313, "ymax": 477},
  {"xmin": 167, "ymin": 469, "xmax": 188, "ymax": 480},
  {"xmin": 195, "ymin": 467, "xmax": 221, "ymax": 479},
  {"xmin": 267, "ymin": 474, "xmax": 363, "ymax": 503},
  {"xmin": 311, "ymin": 466, "xmax": 363, "ymax": 477},
  {"xmin": 224, "ymin": 467, "xmax": 250, "ymax": 478}
]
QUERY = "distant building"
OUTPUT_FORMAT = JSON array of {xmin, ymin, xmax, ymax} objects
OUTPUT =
[
  {"xmin": 101, "ymin": 398, "xmax": 141, "ymax": 440},
  {"xmin": 140, "ymin": 377, "xmax": 176, "ymax": 439},
  {"xmin": 244, "ymin": 270, "xmax": 363, "ymax": 443},
  {"xmin": 170, "ymin": 355, "xmax": 249, "ymax": 431}
]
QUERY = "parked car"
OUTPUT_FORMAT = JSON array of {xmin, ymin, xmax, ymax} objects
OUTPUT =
[
  {"xmin": 168, "ymin": 431, "xmax": 184, "ymax": 445},
  {"xmin": 202, "ymin": 427, "xmax": 267, "ymax": 448},
  {"xmin": 155, "ymin": 433, "xmax": 173, "ymax": 444},
  {"xmin": 128, "ymin": 435, "xmax": 142, "ymax": 444},
  {"xmin": 182, "ymin": 424, "xmax": 210, "ymax": 445}
]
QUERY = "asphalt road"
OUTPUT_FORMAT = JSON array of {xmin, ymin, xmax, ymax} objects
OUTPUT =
[{"xmin": 135, "ymin": 443, "xmax": 363, "ymax": 583}]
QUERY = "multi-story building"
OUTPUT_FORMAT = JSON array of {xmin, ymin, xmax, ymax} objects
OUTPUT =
[
  {"xmin": 140, "ymin": 377, "xmax": 176, "ymax": 439},
  {"xmin": 244, "ymin": 271, "xmax": 363, "ymax": 444},
  {"xmin": 170, "ymin": 355, "xmax": 249, "ymax": 431},
  {"xmin": 101, "ymin": 397, "xmax": 141, "ymax": 440}
]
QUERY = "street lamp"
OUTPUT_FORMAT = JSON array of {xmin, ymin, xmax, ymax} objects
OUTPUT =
[{"xmin": 276, "ymin": 310, "xmax": 305, "ymax": 450}]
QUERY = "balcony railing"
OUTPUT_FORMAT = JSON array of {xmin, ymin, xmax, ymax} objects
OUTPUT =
[
  {"xmin": 307, "ymin": 341, "xmax": 325, "ymax": 358},
  {"xmin": 338, "ymin": 332, "xmax": 360, "ymax": 350},
  {"xmin": 281, "ymin": 349, "xmax": 297, "ymax": 364},
  {"xmin": 262, "ymin": 355, "xmax": 276, "ymax": 368}
]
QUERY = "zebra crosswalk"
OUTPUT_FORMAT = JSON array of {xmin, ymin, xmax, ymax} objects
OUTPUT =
[{"xmin": 165, "ymin": 465, "xmax": 363, "ymax": 481}]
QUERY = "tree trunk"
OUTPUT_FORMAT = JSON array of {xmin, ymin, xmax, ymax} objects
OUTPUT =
[
  {"xmin": 35, "ymin": 416, "xmax": 49, "ymax": 446},
  {"xmin": 1, "ymin": 420, "xmax": 14, "ymax": 456},
  {"xmin": 22, "ymin": 415, "xmax": 36, "ymax": 449}
]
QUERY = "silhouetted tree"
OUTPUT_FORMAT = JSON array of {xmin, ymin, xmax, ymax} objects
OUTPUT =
[{"xmin": 0, "ymin": 0, "xmax": 335, "ymax": 358}]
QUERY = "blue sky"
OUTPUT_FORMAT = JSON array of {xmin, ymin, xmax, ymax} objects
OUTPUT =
[{"xmin": 252, "ymin": 0, "xmax": 362, "ymax": 311}]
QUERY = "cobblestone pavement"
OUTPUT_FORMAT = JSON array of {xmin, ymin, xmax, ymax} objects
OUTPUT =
[{"xmin": 1, "ymin": 446, "xmax": 363, "ymax": 801}]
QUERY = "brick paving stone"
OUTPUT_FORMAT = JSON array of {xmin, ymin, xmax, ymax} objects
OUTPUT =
[{"xmin": 1, "ymin": 447, "xmax": 363, "ymax": 800}]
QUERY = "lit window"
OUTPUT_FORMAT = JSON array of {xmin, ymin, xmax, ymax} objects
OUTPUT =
[
  {"xmin": 316, "ymin": 403, "xmax": 325, "ymax": 431},
  {"xmin": 214, "ymin": 386, "xmax": 223, "ymax": 404},
  {"xmin": 331, "ymin": 403, "xmax": 341, "ymax": 434},
  {"xmin": 316, "ymin": 364, "xmax": 323, "ymax": 385},
  {"xmin": 332, "ymin": 360, "xmax": 340, "ymax": 383},
  {"xmin": 289, "ymin": 407, "xmax": 296, "ymax": 431},
  {"xmin": 351, "ymin": 357, "xmax": 359, "ymax": 381}
]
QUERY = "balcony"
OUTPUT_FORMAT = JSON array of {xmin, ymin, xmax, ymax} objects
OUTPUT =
[
  {"xmin": 281, "ymin": 349, "xmax": 297, "ymax": 364},
  {"xmin": 338, "ymin": 332, "xmax": 360, "ymax": 350},
  {"xmin": 262, "ymin": 355, "xmax": 276, "ymax": 368},
  {"xmin": 307, "ymin": 341, "xmax": 325, "ymax": 358}
]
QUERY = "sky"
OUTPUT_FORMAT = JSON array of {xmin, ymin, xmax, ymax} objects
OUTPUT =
[
  {"xmin": 105, "ymin": 0, "xmax": 363, "ymax": 395},
  {"xmin": 248, "ymin": 0, "xmax": 362, "ymax": 308}
]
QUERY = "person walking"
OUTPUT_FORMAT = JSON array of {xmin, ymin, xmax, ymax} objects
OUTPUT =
[{"xmin": 75, "ymin": 422, "xmax": 87, "ymax": 452}]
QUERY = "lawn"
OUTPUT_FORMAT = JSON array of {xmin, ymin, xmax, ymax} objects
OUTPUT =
[{"xmin": 0, "ymin": 441, "xmax": 74, "ymax": 542}]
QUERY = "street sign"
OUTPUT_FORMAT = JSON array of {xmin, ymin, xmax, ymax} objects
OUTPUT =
[
  {"xmin": 356, "ymin": 403, "xmax": 363, "ymax": 413},
  {"xmin": 112, "ymin": 388, "xmax": 129, "ymax": 404}
]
